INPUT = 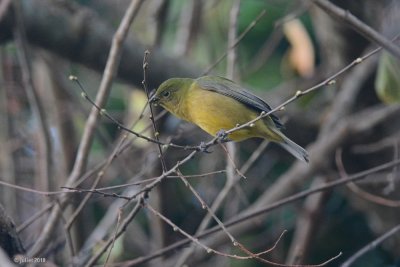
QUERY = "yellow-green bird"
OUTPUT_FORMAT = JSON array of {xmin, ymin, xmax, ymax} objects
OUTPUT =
[{"xmin": 150, "ymin": 76, "xmax": 309, "ymax": 162}]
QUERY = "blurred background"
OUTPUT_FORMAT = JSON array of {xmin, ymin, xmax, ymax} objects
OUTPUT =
[{"xmin": 0, "ymin": 0, "xmax": 399, "ymax": 266}]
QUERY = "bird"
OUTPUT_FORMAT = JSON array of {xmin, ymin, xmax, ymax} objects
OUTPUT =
[{"xmin": 150, "ymin": 76, "xmax": 309, "ymax": 162}]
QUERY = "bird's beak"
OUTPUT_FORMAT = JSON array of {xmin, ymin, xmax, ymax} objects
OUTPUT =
[{"xmin": 149, "ymin": 94, "xmax": 159, "ymax": 105}]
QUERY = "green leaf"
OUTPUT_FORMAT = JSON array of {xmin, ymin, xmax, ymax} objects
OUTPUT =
[{"xmin": 375, "ymin": 52, "xmax": 400, "ymax": 104}]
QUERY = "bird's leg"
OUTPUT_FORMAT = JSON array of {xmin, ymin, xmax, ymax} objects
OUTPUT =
[
  {"xmin": 198, "ymin": 141, "xmax": 212, "ymax": 153},
  {"xmin": 216, "ymin": 129, "xmax": 228, "ymax": 142}
]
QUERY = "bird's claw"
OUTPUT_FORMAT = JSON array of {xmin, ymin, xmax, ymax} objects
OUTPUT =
[
  {"xmin": 216, "ymin": 130, "xmax": 228, "ymax": 142},
  {"xmin": 199, "ymin": 142, "xmax": 212, "ymax": 153}
]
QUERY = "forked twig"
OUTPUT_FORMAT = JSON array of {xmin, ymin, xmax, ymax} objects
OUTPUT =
[{"xmin": 119, "ymin": 158, "xmax": 400, "ymax": 266}]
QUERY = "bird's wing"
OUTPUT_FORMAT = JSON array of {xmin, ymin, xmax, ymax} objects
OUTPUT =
[{"xmin": 196, "ymin": 76, "xmax": 284, "ymax": 129}]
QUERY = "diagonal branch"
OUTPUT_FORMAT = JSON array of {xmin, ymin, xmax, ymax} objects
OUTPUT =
[
  {"xmin": 341, "ymin": 224, "xmax": 400, "ymax": 267},
  {"xmin": 28, "ymin": 0, "xmax": 145, "ymax": 257},
  {"xmin": 0, "ymin": 0, "xmax": 198, "ymax": 88},
  {"xmin": 311, "ymin": 0, "xmax": 400, "ymax": 59}
]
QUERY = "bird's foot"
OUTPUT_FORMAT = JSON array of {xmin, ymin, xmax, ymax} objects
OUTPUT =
[
  {"xmin": 216, "ymin": 130, "xmax": 228, "ymax": 142},
  {"xmin": 199, "ymin": 142, "xmax": 212, "ymax": 153}
]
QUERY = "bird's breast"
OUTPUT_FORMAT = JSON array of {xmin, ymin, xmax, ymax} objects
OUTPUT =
[{"xmin": 183, "ymin": 89, "xmax": 262, "ymax": 140}]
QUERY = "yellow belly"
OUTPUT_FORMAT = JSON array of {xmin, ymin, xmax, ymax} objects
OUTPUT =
[{"xmin": 183, "ymin": 88, "xmax": 282, "ymax": 142}]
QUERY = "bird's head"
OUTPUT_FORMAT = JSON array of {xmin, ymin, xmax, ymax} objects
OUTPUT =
[{"xmin": 150, "ymin": 78, "xmax": 193, "ymax": 113}]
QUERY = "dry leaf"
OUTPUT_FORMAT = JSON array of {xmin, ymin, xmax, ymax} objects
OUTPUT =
[{"xmin": 283, "ymin": 19, "xmax": 315, "ymax": 78}]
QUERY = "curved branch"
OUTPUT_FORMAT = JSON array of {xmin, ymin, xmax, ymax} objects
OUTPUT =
[{"xmin": 0, "ymin": 0, "xmax": 199, "ymax": 89}]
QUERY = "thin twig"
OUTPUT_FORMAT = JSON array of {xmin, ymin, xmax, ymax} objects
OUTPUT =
[
  {"xmin": 28, "ymin": 0, "xmax": 145, "ymax": 257},
  {"xmin": 65, "ymin": 170, "xmax": 226, "ymax": 192},
  {"xmin": 75, "ymin": 161, "xmax": 158, "ymax": 266},
  {"xmin": 335, "ymin": 148, "xmax": 400, "ymax": 207},
  {"xmin": 71, "ymin": 74, "xmax": 219, "ymax": 154},
  {"xmin": 202, "ymin": 9, "xmax": 266, "ymax": 75},
  {"xmin": 0, "ymin": 180, "xmax": 65, "ymax": 195},
  {"xmin": 68, "ymin": 0, "xmax": 145, "ymax": 187},
  {"xmin": 175, "ymin": 44, "xmax": 384, "ymax": 161},
  {"xmin": 286, "ymin": 177, "xmax": 329, "ymax": 265},
  {"xmin": 84, "ymin": 197, "xmax": 144, "ymax": 267},
  {"xmin": 71, "ymin": 108, "xmax": 169, "ymax": 189},
  {"xmin": 224, "ymin": 46, "xmax": 383, "ymax": 138},
  {"xmin": 120, "ymin": 158, "xmax": 400, "ymax": 266},
  {"xmin": 174, "ymin": 173, "xmax": 331, "ymax": 267},
  {"xmin": 118, "ymin": 70, "xmax": 400, "ymax": 267},
  {"xmin": 55, "ymin": 199, "xmax": 76, "ymax": 258},
  {"xmin": 104, "ymin": 208, "xmax": 123, "ymax": 266},
  {"xmin": 13, "ymin": 0, "xmax": 53, "ymax": 192},
  {"xmin": 341, "ymin": 224, "xmax": 400, "ymax": 267},
  {"xmin": 16, "ymin": 203, "xmax": 54, "ymax": 233},
  {"xmin": 70, "ymin": 77, "xmax": 188, "ymax": 150},
  {"xmin": 64, "ymin": 109, "xmax": 146, "ymax": 233},
  {"xmin": 145, "ymin": 203, "xmax": 311, "ymax": 266},
  {"xmin": 62, "ymin": 187, "xmax": 131, "ymax": 201},
  {"xmin": 126, "ymin": 150, "xmax": 198, "ymax": 202},
  {"xmin": 174, "ymin": 1, "xmax": 243, "ymax": 265},
  {"xmin": 142, "ymin": 50, "xmax": 167, "ymax": 172}
]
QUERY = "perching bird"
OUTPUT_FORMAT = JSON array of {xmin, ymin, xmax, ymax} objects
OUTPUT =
[{"xmin": 150, "ymin": 76, "xmax": 309, "ymax": 162}]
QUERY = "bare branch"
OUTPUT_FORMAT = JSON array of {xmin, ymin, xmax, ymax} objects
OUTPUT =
[
  {"xmin": 341, "ymin": 224, "xmax": 400, "ymax": 267},
  {"xmin": 203, "ymin": 9, "xmax": 266, "ymax": 75},
  {"xmin": 311, "ymin": 0, "xmax": 400, "ymax": 59},
  {"xmin": 13, "ymin": 0, "xmax": 52, "ymax": 193},
  {"xmin": 335, "ymin": 149, "xmax": 400, "ymax": 207},
  {"xmin": 0, "ymin": 0, "xmax": 198, "ymax": 88},
  {"xmin": 28, "ymin": 0, "xmax": 145, "ymax": 257},
  {"xmin": 124, "ymin": 157, "xmax": 400, "ymax": 266},
  {"xmin": 84, "ymin": 197, "xmax": 143, "ymax": 267},
  {"xmin": 0, "ymin": 204, "xmax": 24, "ymax": 258}
]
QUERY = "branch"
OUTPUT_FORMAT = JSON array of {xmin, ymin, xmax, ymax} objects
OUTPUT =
[
  {"xmin": 68, "ymin": 0, "xmax": 145, "ymax": 184},
  {"xmin": 13, "ymin": 0, "xmax": 53, "ymax": 192},
  {"xmin": 28, "ymin": 0, "xmax": 145, "ymax": 257},
  {"xmin": 0, "ymin": 204, "xmax": 24, "ymax": 258},
  {"xmin": 117, "ymin": 38, "xmax": 398, "ymax": 266},
  {"xmin": 174, "ymin": 3, "xmax": 242, "ymax": 263},
  {"xmin": 286, "ymin": 177, "xmax": 329, "ymax": 265},
  {"xmin": 121, "ymin": 157, "xmax": 400, "ymax": 266},
  {"xmin": 341, "ymin": 224, "xmax": 400, "ymax": 267},
  {"xmin": 335, "ymin": 149, "xmax": 400, "ymax": 207},
  {"xmin": 83, "ymin": 197, "xmax": 143, "ymax": 267},
  {"xmin": 311, "ymin": 0, "xmax": 400, "ymax": 59},
  {"xmin": 198, "ymin": 103, "xmax": 400, "ymax": 253},
  {"xmin": 0, "ymin": 0, "xmax": 198, "ymax": 88},
  {"xmin": 202, "ymin": 9, "xmax": 266, "ymax": 75}
]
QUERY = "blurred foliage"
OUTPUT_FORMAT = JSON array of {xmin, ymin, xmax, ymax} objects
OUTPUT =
[{"xmin": 375, "ymin": 52, "xmax": 400, "ymax": 104}]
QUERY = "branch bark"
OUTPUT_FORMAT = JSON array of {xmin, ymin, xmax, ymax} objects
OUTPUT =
[
  {"xmin": 0, "ymin": 204, "xmax": 24, "ymax": 259},
  {"xmin": 0, "ymin": 0, "xmax": 199, "ymax": 89},
  {"xmin": 28, "ymin": 0, "xmax": 146, "ymax": 257},
  {"xmin": 311, "ymin": 0, "xmax": 400, "ymax": 59}
]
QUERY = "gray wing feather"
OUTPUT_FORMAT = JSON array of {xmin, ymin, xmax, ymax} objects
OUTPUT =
[{"xmin": 196, "ymin": 76, "xmax": 284, "ymax": 129}]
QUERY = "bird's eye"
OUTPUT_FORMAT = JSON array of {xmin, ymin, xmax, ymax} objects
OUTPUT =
[{"xmin": 162, "ymin": 91, "xmax": 171, "ymax": 98}]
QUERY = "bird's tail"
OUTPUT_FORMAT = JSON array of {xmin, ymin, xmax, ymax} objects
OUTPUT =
[{"xmin": 277, "ymin": 132, "xmax": 309, "ymax": 163}]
